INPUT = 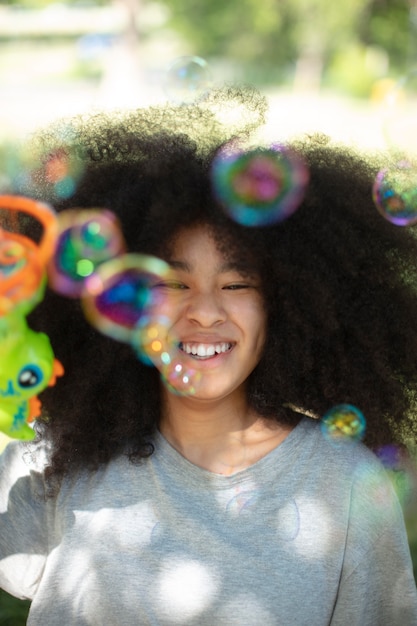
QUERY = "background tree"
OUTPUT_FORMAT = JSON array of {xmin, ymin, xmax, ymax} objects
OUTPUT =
[{"xmin": 157, "ymin": 0, "xmax": 412, "ymax": 94}]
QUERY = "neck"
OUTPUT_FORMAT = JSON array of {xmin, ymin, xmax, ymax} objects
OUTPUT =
[{"xmin": 159, "ymin": 390, "xmax": 295, "ymax": 475}]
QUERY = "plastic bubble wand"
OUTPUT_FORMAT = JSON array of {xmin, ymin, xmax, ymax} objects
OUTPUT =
[{"xmin": 0, "ymin": 195, "xmax": 64, "ymax": 440}]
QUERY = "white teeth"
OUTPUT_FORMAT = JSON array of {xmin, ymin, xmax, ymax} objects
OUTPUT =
[{"xmin": 181, "ymin": 342, "xmax": 231, "ymax": 357}]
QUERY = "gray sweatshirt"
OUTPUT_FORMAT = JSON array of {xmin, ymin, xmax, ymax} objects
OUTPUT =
[{"xmin": 1, "ymin": 417, "xmax": 416, "ymax": 625}]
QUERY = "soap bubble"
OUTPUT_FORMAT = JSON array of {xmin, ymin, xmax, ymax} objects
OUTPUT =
[
  {"xmin": 320, "ymin": 404, "xmax": 366, "ymax": 442},
  {"xmin": 161, "ymin": 360, "xmax": 203, "ymax": 396},
  {"xmin": 82, "ymin": 254, "xmax": 172, "ymax": 344},
  {"xmin": 383, "ymin": 69, "xmax": 417, "ymax": 156},
  {"xmin": 7, "ymin": 125, "xmax": 86, "ymax": 202},
  {"xmin": 48, "ymin": 209, "xmax": 126, "ymax": 297},
  {"xmin": 5, "ymin": 129, "xmax": 86, "ymax": 200},
  {"xmin": 372, "ymin": 161, "xmax": 417, "ymax": 225},
  {"xmin": 211, "ymin": 144, "xmax": 309, "ymax": 227},
  {"xmin": 38, "ymin": 146, "xmax": 83, "ymax": 199},
  {"xmin": 163, "ymin": 56, "xmax": 212, "ymax": 104},
  {"xmin": 133, "ymin": 314, "xmax": 172, "ymax": 366},
  {"xmin": 132, "ymin": 315, "xmax": 202, "ymax": 395},
  {"xmin": 376, "ymin": 444, "xmax": 417, "ymax": 509}
]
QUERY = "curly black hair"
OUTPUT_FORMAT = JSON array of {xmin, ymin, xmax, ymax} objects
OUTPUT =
[{"xmin": 24, "ymin": 86, "xmax": 417, "ymax": 479}]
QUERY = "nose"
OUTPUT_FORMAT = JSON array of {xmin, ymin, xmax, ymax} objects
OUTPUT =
[{"xmin": 185, "ymin": 291, "xmax": 226, "ymax": 327}]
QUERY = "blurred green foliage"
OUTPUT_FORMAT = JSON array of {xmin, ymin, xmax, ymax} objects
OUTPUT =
[
  {"xmin": 158, "ymin": 0, "xmax": 411, "ymax": 94},
  {"xmin": 0, "ymin": 589, "xmax": 30, "ymax": 625},
  {"xmin": 0, "ymin": 0, "xmax": 414, "ymax": 96}
]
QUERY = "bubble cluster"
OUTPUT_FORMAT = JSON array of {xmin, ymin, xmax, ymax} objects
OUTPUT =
[
  {"xmin": 48, "ymin": 209, "xmax": 126, "ymax": 297},
  {"xmin": 372, "ymin": 161, "xmax": 417, "ymax": 225},
  {"xmin": 82, "ymin": 254, "xmax": 172, "ymax": 344},
  {"xmin": 163, "ymin": 56, "xmax": 212, "ymax": 104},
  {"xmin": 211, "ymin": 145, "xmax": 309, "ymax": 227},
  {"xmin": 320, "ymin": 404, "xmax": 366, "ymax": 442}
]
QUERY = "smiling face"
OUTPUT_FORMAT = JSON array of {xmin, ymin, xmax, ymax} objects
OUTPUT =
[{"xmin": 151, "ymin": 224, "xmax": 267, "ymax": 406}]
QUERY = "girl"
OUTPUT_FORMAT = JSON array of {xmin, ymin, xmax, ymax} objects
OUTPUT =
[{"xmin": 1, "ymin": 87, "xmax": 417, "ymax": 625}]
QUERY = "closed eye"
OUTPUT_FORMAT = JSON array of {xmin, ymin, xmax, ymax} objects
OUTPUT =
[
  {"xmin": 223, "ymin": 283, "xmax": 253, "ymax": 290},
  {"xmin": 153, "ymin": 280, "xmax": 188, "ymax": 290}
]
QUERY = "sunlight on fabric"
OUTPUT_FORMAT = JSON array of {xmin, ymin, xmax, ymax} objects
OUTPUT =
[
  {"xmin": 73, "ymin": 503, "xmax": 159, "ymax": 552},
  {"xmin": 155, "ymin": 558, "xmax": 218, "ymax": 622},
  {"xmin": 217, "ymin": 593, "xmax": 277, "ymax": 625},
  {"xmin": 0, "ymin": 553, "xmax": 44, "ymax": 600},
  {"xmin": 59, "ymin": 503, "xmax": 159, "ymax": 600},
  {"xmin": 293, "ymin": 497, "xmax": 335, "ymax": 559},
  {"xmin": 59, "ymin": 546, "xmax": 96, "ymax": 602}
]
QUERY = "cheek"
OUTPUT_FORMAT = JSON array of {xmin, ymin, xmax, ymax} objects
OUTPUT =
[
  {"xmin": 243, "ymin": 302, "xmax": 267, "ymax": 349},
  {"xmin": 255, "ymin": 321, "xmax": 267, "ymax": 355},
  {"xmin": 150, "ymin": 294, "xmax": 181, "ymax": 321},
  {"xmin": 255, "ymin": 306, "xmax": 268, "ymax": 354}
]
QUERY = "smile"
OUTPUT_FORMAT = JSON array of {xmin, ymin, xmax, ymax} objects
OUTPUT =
[{"xmin": 179, "ymin": 342, "xmax": 234, "ymax": 358}]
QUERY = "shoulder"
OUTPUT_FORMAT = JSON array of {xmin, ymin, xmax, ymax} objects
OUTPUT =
[
  {"xmin": 294, "ymin": 416, "xmax": 383, "ymax": 470},
  {"xmin": 294, "ymin": 417, "xmax": 400, "ymax": 513},
  {"xmin": 0, "ymin": 438, "xmax": 51, "ymax": 508},
  {"xmin": 0, "ymin": 436, "xmax": 50, "ymax": 473}
]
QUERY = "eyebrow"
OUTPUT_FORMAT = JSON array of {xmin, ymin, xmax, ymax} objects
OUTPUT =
[
  {"xmin": 167, "ymin": 260, "xmax": 191, "ymax": 272},
  {"xmin": 168, "ymin": 259, "xmax": 257, "ymax": 276}
]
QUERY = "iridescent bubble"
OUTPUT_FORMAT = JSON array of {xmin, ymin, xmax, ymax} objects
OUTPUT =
[
  {"xmin": 132, "ymin": 315, "xmax": 202, "ymax": 395},
  {"xmin": 35, "ymin": 127, "xmax": 85, "ymax": 200},
  {"xmin": 376, "ymin": 443, "xmax": 405, "ymax": 469},
  {"xmin": 376, "ymin": 444, "xmax": 417, "ymax": 508},
  {"xmin": 372, "ymin": 161, "xmax": 417, "ymax": 225},
  {"xmin": 48, "ymin": 209, "xmax": 126, "ymax": 297},
  {"xmin": 226, "ymin": 489, "xmax": 259, "ymax": 516},
  {"xmin": 211, "ymin": 145, "xmax": 309, "ymax": 227},
  {"xmin": 383, "ymin": 69, "xmax": 417, "ymax": 156},
  {"xmin": 163, "ymin": 56, "xmax": 212, "ymax": 104},
  {"xmin": 132, "ymin": 314, "xmax": 173, "ymax": 366},
  {"xmin": 82, "ymin": 254, "xmax": 172, "ymax": 344},
  {"xmin": 320, "ymin": 404, "xmax": 366, "ymax": 442},
  {"xmin": 161, "ymin": 360, "xmax": 202, "ymax": 396},
  {"xmin": 0, "ymin": 135, "xmax": 80, "ymax": 198}
]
